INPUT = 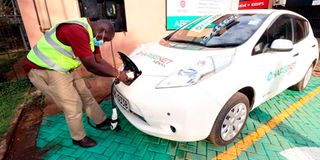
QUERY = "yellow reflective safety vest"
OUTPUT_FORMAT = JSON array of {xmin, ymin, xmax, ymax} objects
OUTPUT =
[{"xmin": 27, "ymin": 18, "xmax": 94, "ymax": 73}]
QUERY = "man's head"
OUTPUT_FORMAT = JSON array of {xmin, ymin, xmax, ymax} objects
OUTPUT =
[{"xmin": 91, "ymin": 19, "xmax": 115, "ymax": 42}]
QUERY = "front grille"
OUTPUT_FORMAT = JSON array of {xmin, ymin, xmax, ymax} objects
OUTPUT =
[{"xmin": 113, "ymin": 88, "xmax": 130, "ymax": 111}]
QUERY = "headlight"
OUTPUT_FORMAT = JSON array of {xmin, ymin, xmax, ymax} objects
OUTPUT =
[{"xmin": 156, "ymin": 57, "xmax": 215, "ymax": 88}]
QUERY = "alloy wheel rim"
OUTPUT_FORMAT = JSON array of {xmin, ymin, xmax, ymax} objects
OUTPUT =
[{"xmin": 221, "ymin": 103, "xmax": 247, "ymax": 141}]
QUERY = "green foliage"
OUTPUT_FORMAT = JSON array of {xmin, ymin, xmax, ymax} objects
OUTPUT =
[{"xmin": 0, "ymin": 79, "xmax": 32, "ymax": 138}]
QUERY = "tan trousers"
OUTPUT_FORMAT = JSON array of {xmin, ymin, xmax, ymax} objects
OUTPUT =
[{"xmin": 28, "ymin": 69, "xmax": 106, "ymax": 140}]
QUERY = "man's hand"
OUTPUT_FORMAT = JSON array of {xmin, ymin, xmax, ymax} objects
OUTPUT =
[
  {"xmin": 117, "ymin": 71, "xmax": 132, "ymax": 85},
  {"xmin": 80, "ymin": 55, "xmax": 134, "ymax": 85}
]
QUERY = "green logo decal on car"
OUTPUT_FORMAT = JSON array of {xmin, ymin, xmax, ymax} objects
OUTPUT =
[
  {"xmin": 137, "ymin": 51, "xmax": 173, "ymax": 67},
  {"xmin": 267, "ymin": 62, "xmax": 296, "ymax": 81}
]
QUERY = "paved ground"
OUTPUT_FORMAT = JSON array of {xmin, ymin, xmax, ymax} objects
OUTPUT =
[{"xmin": 37, "ymin": 77, "xmax": 320, "ymax": 160}]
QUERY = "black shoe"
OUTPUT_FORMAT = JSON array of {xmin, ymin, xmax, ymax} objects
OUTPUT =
[
  {"xmin": 96, "ymin": 118, "xmax": 111, "ymax": 129},
  {"xmin": 72, "ymin": 136, "xmax": 96, "ymax": 148}
]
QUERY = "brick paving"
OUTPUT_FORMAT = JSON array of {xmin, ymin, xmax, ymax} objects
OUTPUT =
[{"xmin": 37, "ymin": 77, "xmax": 320, "ymax": 160}]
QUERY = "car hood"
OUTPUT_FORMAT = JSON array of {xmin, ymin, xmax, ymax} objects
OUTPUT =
[{"xmin": 128, "ymin": 41, "xmax": 236, "ymax": 76}]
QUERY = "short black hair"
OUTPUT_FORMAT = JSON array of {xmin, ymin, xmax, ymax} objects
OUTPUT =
[{"xmin": 96, "ymin": 19, "xmax": 115, "ymax": 34}]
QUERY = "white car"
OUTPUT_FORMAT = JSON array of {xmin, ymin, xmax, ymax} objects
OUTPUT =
[{"xmin": 113, "ymin": 9, "xmax": 319, "ymax": 146}]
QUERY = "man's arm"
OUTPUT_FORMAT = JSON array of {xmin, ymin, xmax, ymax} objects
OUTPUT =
[
  {"xmin": 80, "ymin": 54, "xmax": 117, "ymax": 77},
  {"xmin": 80, "ymin": 54, "xmax": 129, "ymax": 83},
  {"xmin": 56, "ymin": 24, "xmax": 129, "ymax": 83},
  {"xmin": 94, "ymin": 51, "xmax": 112, "ymax": 67}
]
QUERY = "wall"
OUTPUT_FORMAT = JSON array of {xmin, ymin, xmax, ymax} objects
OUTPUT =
[
  {"xmin": 17, "ymin": 0, "xmax": 81, "ymax": 47},
  {"xmin": 103, "ymin": 0, "xmax": 171, "ymax": 65},
  {"xmin": 16, "ymin": 0, "xmax": 171, "ymax": 66}
]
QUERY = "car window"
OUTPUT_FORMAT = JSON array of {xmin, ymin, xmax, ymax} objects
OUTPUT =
[
  {"xmin": 268, "ymin": 16, "xmax": 293, "ymax": 42},
  {"xmin": 252, "ymin": 31, "xmax": 268, "ymax": 55},
  {"xmin": 293, "ymin": 18, "xmax": 309, "ymax": 44},
  {"xmin": 166, "ymin": 14, "xmax": 268, "ymax": 48},
  {"xmin": 252, "ymin": 15, "xmax": 293, "ymax": 55}
]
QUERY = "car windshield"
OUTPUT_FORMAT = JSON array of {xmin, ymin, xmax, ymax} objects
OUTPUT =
[{"xmin": 166, "ymin": 13, "xmax": 268, "ymax": 47}]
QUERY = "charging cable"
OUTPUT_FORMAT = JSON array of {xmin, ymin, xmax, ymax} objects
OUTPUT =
[{"xmin": 87, "ymin": 40, "xmax": 121, "ymax": 131}]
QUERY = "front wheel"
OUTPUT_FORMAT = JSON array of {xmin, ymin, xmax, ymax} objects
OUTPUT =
[
  {"xmin": 208, "ymin": 92, "xmax": 249, "ymax": 146},
  {"xmin": 290, "ymin": 65, "xmax": 313, "ymax": 91}
]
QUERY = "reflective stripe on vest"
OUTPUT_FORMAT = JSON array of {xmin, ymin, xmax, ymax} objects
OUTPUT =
[
  {"xmin": 43, "ymin": 20, "xmax": 89, "ymax": 62},
  {"xmin": 29, "ymin": 18, "xmax": 94, "ymax": 73},
  {"xmin": 33, "ymin": 45, "xmax": 69, "ymax": 72}
]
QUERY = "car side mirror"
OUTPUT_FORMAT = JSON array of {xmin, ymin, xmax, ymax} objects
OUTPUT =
[{"xmin": 270, "ymin": 39, "xmax": 293, "ymax": 52}]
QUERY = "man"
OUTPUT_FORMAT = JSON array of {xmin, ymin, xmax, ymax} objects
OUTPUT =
[{"xmin": 24, "ymin": 18, "xmax": 130, "ymax": 148}]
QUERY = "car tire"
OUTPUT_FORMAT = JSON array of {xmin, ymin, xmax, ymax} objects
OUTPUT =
[
  {"xmin": 208, "ymin": 92, "xmax": 249, "ymax": 146},
  {"xmin": 290, "ymin": 65, "xmax": 313, "ymax": 91}
]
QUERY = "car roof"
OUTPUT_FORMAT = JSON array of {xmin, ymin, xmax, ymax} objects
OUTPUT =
[
  {"xmin": 219, "ymin": 9, "xmax": 305, "ymax": 20},
  {"xmin": 223, "ymin": 9, "xmax": 297, "ymax": 16},
  {"xmin": 230, "ymin": 9, "xmax": 277, "ymax": 14}
]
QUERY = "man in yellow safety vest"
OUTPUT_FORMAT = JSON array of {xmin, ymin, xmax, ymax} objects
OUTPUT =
[{"xmin": 24, "ymin": 18, "xmax": 130, "ymax": 148}]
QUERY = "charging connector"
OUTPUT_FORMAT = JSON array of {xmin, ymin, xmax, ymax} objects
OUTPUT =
[{"xmin": 126, "ymin": 71, "xmax": 135, "ymax": 79}]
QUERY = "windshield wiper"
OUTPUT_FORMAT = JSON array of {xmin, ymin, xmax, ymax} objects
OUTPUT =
[
  {"xmin": 168, "ymin": 39, "xmax": 205, "ymax": 46},
  {"xmin": 207, "ymin": 43, "xmax": 241, "ymax": 48}
]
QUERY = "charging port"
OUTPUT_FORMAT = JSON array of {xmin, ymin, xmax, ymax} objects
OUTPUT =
[{"xmin": 118, "ymin": 52, "xmax": 142, "ymax": 85}]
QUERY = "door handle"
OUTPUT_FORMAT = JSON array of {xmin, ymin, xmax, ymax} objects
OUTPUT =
[{"xmin": 293, "ymin": 53, "xmax": 299, "ymax": 57}]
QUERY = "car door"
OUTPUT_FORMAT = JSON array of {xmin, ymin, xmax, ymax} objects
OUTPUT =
[
  {"xmin": 289, "ymin": 17, "xmax": 314, "ymax": 84},
  {"xmin": 251, "ymin": 15, "xmax": 295, "ymax": 104}
]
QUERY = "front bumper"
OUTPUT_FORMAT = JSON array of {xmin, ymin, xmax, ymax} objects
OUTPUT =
[{"xmin": 113, "ymin": 76, "xmax": 222, "ymax": 142}]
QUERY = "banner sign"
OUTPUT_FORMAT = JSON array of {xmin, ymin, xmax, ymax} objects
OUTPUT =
[
  {"xmin": 238, "ymin": 0, "xmax": 269, "ymax": 10},
  {"xmin": 166, "ymin": 0, "xmax": 239, "ymax": 30}
]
